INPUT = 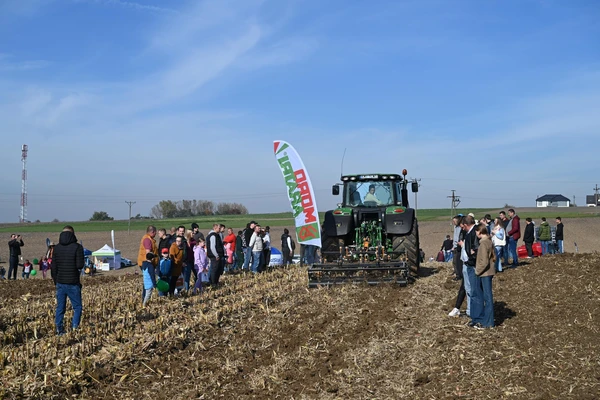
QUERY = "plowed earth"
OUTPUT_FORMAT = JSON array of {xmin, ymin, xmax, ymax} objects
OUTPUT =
[
  {"xmin": 0, "ymin": 218, "xmax": 599, "ymax": 399},
  {"xmin": 1, "ymin": 253, "xmax": 599, "ymax": 398}
]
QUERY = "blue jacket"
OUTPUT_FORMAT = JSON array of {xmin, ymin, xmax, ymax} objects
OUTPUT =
[
  {"xmin": 142, "ymin": 261, "xmax": 156, "ymax": 290},
  {"xmin": 159, "ymin": 258, "xmax": 172, "ymax": 278}
]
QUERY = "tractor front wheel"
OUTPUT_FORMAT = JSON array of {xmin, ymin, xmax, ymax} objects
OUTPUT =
[{"xmin": 321, "ymin": 232, "xmax": 345, "ymax": 262}]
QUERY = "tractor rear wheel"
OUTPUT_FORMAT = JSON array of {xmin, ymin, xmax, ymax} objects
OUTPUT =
[{"xmin": 391, "ymin": 219, "xmax": 420, "ymax": 276}]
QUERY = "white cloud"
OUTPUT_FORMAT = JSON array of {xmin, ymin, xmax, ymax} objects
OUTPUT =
[
  {"xmin": 0, "ymin": 0, "xmax": 55, "ymax": 16},
  {"xmin": 73, "ymin": 0, "xmax": 178, "ymax": 14},
  {"xmin": 0, "ymin": 55, "xmax": 50, "ymax": 71}
]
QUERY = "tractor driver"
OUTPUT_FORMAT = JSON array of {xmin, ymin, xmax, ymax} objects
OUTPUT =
[{"xmin": 364, "ymin": 184, "xmax": 382, "ymax": 205}]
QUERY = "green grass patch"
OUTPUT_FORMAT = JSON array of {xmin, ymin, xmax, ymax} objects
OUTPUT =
[
  {"xmin": 1, "ymin": 208, "xmax": 597, "ymax": 233},
  {"xmin": 0, "ymin": 213, "xmax": 297, "ymax": 233}
]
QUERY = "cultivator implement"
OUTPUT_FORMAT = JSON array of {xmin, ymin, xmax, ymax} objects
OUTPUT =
[
  {"xmin": 307, "ymin": 260, "xmax": 409, "ymax": 288},
  {"xmin": 307, "ymin": 244, "xmax": 410, "ymax": 288}
]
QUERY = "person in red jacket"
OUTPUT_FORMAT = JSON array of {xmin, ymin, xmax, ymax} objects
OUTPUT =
[{"xmin": 507, "ymin": 208, "xmax": 521, "ymax": 268}]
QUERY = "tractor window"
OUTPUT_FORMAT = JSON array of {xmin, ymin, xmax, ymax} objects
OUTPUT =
[{"xmin": 346, "ymin": 181, "xmax": 393, "ymax": 207}]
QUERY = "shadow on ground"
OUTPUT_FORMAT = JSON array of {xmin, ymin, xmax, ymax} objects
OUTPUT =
[{"xmin": 494, "ymin": 301, "xmax": 516, "ymax": 326}]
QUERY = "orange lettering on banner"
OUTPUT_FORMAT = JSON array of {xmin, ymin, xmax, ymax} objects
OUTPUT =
[{"xmin": 299, "ymin": 224, "xmax": 318, "ymax": 240}]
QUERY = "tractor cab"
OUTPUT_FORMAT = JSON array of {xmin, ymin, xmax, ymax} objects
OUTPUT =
[{"xmin": 332, "ymin": 171, "xmax": 413, "ymax": 208}]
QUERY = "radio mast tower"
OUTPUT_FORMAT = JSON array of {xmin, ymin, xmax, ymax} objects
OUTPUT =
[{"xmin": 20, "ymin": 144, "xmax": 28, "ymax": 223}]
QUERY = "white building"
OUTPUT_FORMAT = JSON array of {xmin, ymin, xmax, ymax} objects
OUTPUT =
[{"xmin": 535, "ymin": 194, "xmax": 570, "ymax": 208}]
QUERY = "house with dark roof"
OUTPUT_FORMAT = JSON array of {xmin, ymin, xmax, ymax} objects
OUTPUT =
[{"xmin": 536, "ymin": 194, "xmax": 570, "ymax": 208}]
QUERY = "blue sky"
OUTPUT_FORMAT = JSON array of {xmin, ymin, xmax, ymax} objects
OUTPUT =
[{"xmin": 1, "ymin": 0, "xmax": 599, "ymax": 223}]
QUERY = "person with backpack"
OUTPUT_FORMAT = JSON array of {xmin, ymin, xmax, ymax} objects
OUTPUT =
[{"xmin": 281, "ymin": 228, "xmax": 295, "ymax": 265}]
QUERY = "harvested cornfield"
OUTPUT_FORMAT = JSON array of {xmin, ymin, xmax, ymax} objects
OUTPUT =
[{"xmin": 1, "ymin": 253, "xmax": 599, "ymax": 399}]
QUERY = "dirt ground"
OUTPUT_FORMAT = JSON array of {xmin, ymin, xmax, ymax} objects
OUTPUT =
[{"xmin": 0, "ymin": 218, "xmax": 599, "ymax": 399}]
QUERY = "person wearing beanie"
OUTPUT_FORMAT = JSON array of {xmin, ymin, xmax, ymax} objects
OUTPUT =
[{"xmin": 52, "ymin": 225, "xmax": 84, "ymax": 335}]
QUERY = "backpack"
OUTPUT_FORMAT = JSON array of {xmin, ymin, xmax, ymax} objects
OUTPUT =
[{"xmin": 436, "ymin": 251, "xmax": 445, "ymax": 262}]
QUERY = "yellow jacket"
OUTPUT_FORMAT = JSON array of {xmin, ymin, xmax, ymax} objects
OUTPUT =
[{"xmin": 137, "ymin": 234, "xmax": 158, "ymax": 267}]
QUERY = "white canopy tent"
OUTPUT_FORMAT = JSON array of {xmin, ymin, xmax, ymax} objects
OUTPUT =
[{"xmin": 91, "ymin": 244, "xmax": 122, "ymax": 271}]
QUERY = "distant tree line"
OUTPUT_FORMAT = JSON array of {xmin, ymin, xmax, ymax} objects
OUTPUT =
[
  {"xmin": 90, "ymin": 211, "xmax": 114, "ymax": 221},
  {"xmin": 131, "ymin": 214, "xmax": 152, "ymax": 220},
  {"xmin": 149, "ymin": 200, "xmax": 248, "ymax": 219}
]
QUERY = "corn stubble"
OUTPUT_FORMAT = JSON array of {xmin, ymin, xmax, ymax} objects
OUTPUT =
[{"xmin": 0, "ymin": 267, "xmax": 304, "ymax": 398}]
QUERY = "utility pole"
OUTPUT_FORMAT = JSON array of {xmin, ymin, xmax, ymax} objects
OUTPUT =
[
  {"xmin": 20, "ymin": 145, "xmax": 28, "ymax": 223},
  {"xmin": 125, "ymin": 201, "xmax": 136, "ymax": 234},
  {"xmin": 447, "ymin": 190, "xmax": 461, "ymax": 229},
  {"xmin": 594, "ymin": 184, "xmax": 600, "ymax": 206}
]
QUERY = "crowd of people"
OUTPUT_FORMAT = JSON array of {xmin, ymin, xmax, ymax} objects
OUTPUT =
[
  {"xmin": 137, "ymin": 221, "xmax": 299, "ymax": 306},
  {"xmin": 446, "ymin": 209, "xmax": 566, "ymax": 329}
]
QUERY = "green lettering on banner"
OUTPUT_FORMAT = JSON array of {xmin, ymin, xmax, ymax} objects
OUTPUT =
[
  {"xmin": 278, "ymin": 155, "xmax": 303, "ymax": 217},
  {"xmin": 296, "ymin": 223, "xmax": 321, "ymax": 242},
  {"xmin": 275, "ymin": 142, "xmax": 289, "ymax": 155}
]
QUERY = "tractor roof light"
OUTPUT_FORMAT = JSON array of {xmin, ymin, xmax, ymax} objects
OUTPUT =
[
  {"xmin": 342, "ymin": 177, "xmax": 349, "ymax": 181},
  {"xmin": 350, "ymin": 177, "xmax": 356, "ymax": 181},
  {"xmin": 382, "ymin": 175, "xmax": 388, "ymax": 179}
]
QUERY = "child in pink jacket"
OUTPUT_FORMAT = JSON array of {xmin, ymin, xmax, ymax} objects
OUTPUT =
[{"xmin": 193, "ymin": 239, "xmax": 209, "ymax": 294}]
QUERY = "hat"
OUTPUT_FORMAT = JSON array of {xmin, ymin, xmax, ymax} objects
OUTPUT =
[
  {"xmin": 161, "ymin": 248, "xmax": 169, "ymax": 254},
  {"xmin": 49, "ymin": 241, "xmax": 55, "ymax": 246},
  {"xmin": 468, "ymin": 213, "xmax": 475, "ymax": 218},
  {"xmin": 191, "ymin": 223, "xmax": 199, "ymax": 230}
]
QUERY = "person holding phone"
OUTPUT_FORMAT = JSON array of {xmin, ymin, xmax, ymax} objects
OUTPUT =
[{"xmin": 8, "ymin": 234, "xmax": 25, "ymax": 280}]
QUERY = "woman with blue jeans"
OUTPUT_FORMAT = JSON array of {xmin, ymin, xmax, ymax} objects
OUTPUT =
[{"xmin": 491, "ymin": 218, "xmax": 505, "ymax": 272}]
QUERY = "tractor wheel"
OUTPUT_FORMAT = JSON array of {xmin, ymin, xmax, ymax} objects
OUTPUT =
[
  {"xmin": 321, "ymin": 232, "xmax": 345, "ymax": 262},
  {"xmin": 391, "ymin": 219, "xmax": 420, "ymax": 276}
]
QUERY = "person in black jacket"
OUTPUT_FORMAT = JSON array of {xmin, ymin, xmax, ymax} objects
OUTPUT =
[
  {"xmin": 523, "ymin": 218, "xmax": 535, "ymax": 258},
  {"xmin": 206, "ymin": 223, "xmax": 225, "ymax": 286},
  {"xmin": 8, "ymin": 234, "xmax": 25, "ymax": 280},
  {"xmin": 51, "ymin": 226, "xmax": 84, "ymax": 335},
  {"xmin": 555, "ymin": 217, "xmax": 564, "ymax": 254},
  {"xmin": 241, "ymin": 221, "xmax": 256, "ymax": 271},
  {"xmin": 281, "ymin": 228, "xmax": 294, "ymax": 265}
]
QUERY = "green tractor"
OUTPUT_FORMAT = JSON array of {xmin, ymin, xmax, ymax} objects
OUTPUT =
[{"xmin": 308, "ymin": 170, "xmax": 420, "ymax": 288}]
